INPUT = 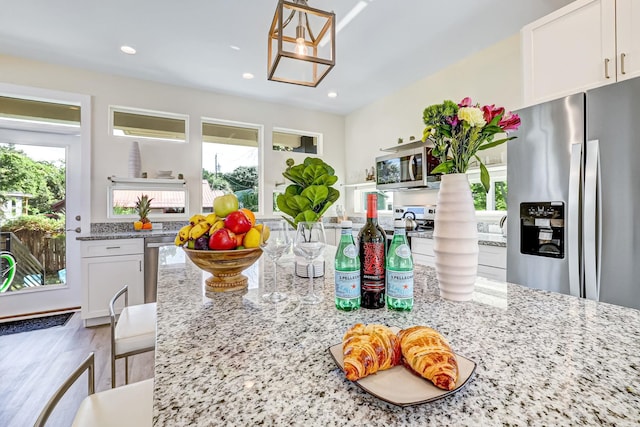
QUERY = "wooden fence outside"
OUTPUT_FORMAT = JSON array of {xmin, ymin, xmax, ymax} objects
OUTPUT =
[{"xmin": 10, "ymin": 230, "xmax": 65, "ymax": 273}]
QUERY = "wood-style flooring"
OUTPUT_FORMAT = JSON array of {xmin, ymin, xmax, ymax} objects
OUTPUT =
[{"xmin": 0, "ymin": 312, "xmax": 154, "ymax": 427}]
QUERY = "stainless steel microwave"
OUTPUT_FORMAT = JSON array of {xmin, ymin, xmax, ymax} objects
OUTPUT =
[{"xmin": 375, "ymin": 146, "xmax": 440, "ymax": 190}]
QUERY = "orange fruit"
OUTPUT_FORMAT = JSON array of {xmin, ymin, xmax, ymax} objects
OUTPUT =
[
  {"xmin": 240, "ymin": 208, "xmax": 256, "ymax": 226},
  {"xmin": 142, "ymin": 222, "xmax": 153, "ymax": 230},
  {"xmin": 133, "ymin": 221, "xmax": 143, "ymax": 231},
  {"xmin": 235, "ymin": 232, "xmax": 246, "ymax": 247}
]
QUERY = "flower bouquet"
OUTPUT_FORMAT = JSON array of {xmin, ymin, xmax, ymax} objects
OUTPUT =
[{"xmin": 422, "ymin": 97, "xmax": 521, "ymax": 192}]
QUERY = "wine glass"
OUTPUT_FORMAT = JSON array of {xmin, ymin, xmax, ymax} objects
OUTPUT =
[
  {"xmin": 260, "ymin": 220, "xmax": 292, "ymax": 303},
  {"xmin": 293, "ymin": 221, "xmax": 326, "ymax": 304}
]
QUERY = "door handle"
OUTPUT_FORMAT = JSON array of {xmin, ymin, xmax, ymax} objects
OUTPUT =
[
  {"xmin": 604, "ymin": 58, "xmax": 611, "ymax": 79},
  {"xmin": 408, "ymin": 155, "xmax": 415, "ymax": 181},
  {"xmin": 568, "ymin": 143, "xmax": 582, "ymax": 298},
  {"xmin": 584, "ymin": 140, "xmax": 601, "ymax": 301},
  {"xmin": 66, "ymin": 227, "xmax": 81, "ymax": 233},
  {"xmin": 620, "ymin": 53, "xmax": 627, "ymax": 75}
]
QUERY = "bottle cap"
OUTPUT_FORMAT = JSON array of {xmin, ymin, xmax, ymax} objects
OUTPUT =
[
  {"xmin": 340, "ymin": 220, "xmax": 353, "ymax": 228},
  {"xmin": 394, "ymin": 220, "xmax": 405, "ymax": 228}
]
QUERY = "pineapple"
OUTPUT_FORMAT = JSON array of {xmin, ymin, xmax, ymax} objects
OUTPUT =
[{"xmin": 134, "ymin": 194, "xmax": 153, "ymax": 230}]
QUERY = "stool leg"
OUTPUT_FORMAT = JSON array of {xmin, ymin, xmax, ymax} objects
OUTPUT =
[
  {"xmin": 125, "ymin": 356, "xmax": 129, "ymax": 385},
  {"xmin": 111, "ymin": 353, "xmax": 116, "ymax": 388}
]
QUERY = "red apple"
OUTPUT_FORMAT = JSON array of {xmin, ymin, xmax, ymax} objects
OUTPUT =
[
  {"xmin": 209, "ymin": 228, "xmax": 237, "ymax": 250},
  {"xmin": 224, "ymin": 210, "xmax": 252, "ymax": 234}
]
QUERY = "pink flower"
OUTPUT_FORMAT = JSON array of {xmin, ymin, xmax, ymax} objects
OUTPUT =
[
  {"xmin": 458, "ymin": 97, "xmax": 473, "ymax": 107},
  {"xmin": 482, "ymin": 104, "xmax": 504, "ymax": 124},
  {"xmin": 499, "ymin": 111, "xmax": 521, "ymax": 131}
]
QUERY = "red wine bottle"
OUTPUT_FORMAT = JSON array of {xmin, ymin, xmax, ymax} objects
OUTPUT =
[{"xmin": 358, "ymin": 193, "xmax": 387, "ymax": 309}]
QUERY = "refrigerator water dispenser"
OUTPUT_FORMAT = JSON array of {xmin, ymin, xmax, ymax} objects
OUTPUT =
[{"xmin": 520, "ymin": 202, "xmax": 565, "ymax": 258}]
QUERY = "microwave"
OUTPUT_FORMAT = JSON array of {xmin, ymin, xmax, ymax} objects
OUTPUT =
[{"xmin": 375, "ymin": 146, "xmax": 440, "ymax": 190}]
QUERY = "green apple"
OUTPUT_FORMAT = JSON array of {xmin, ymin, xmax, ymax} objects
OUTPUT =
[{"xmin": 213, "ymin": 194, "xmax": 239, "ymax": 218}]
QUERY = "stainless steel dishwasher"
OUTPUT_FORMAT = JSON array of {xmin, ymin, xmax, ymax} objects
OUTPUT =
[{"xmin": 144, "ymin": 235, "xmax": 176, "ymax": 302}]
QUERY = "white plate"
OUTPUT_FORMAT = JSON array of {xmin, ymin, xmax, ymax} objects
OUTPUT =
[{"xmin": 328, "ymin": 330, "xmax": 476, "ymax": 407}]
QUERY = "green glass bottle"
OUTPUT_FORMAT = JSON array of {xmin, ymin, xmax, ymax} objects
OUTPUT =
[
  {"xmin": 334, "ymin": 221, "xmax": 361, "ymax": 311},
  {"xmin": 386, "ymin": 220, "xmax": 414, "ymax": 311}
]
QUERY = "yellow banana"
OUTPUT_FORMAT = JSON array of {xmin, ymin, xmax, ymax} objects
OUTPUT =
[
  {"xmin": 178, "ymin": 224, "xmax": 192, "ymax": 241},
  {"xmin": 210, "ymin": 219, "xmax": 225, "ymax": 233},
  {"xmin": 189, "ymin": 221, "xmax": 211, "ymax": 240},
  {"xmin": 174, "ymin": 234, "xmax": 185, "ymax": 246},
  {"xmin": 189, "ymin": 214, "xmax": 207, "ymax": 226},
  {"xmin": 205, "ymin": 213, "xmax": 218, "ymax": 225}
]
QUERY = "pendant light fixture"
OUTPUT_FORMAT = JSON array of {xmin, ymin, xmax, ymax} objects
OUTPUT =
[{"xmin": 268, "ymin": 0, "xmax": 335, "ymax": 87}]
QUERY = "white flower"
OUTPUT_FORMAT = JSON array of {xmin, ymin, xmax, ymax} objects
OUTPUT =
[{"xmin": 458, "ymin": 107, "xmax": 486, "ymax": 127}]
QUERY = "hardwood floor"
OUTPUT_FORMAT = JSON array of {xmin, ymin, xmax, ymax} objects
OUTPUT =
[{"xmin": 0, "ymin": 312, "xmax": 154, "ymax": 427}]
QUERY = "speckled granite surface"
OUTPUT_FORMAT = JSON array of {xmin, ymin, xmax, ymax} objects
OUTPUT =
[
  {"xmin": 153, "ymin": 247, "xmax": 640, "ymax": 426},
  {"xmin": 408, "ymin": 230, "xmax": 507, "ymax": 247}
]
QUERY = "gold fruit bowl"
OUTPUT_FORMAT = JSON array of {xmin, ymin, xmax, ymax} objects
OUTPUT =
[{"xmin": 182, "ymin": 247, "xmax": 263, "ymax": 293}]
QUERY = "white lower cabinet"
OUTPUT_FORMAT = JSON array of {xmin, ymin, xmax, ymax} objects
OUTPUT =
[
  {"xmin": 411, "ymin": 237, "xmax": 506, "ymax": 281},
  {"xmin": 81, "ymin": 239, "xmax": 144, "ymax": 326}
]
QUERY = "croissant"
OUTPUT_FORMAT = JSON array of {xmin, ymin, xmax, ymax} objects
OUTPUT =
[
  {"xmin": 398, "ymin": 326, "xmax": 458, "ymax": 390},
  {"xmin": 342, "ymin": 323, "xmax": 401, "ymax": 381}
]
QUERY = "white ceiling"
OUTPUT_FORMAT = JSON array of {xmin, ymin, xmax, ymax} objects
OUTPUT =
[{"xmin": 0, "ymin": 0, "xmax": 574, "ymax": 115}]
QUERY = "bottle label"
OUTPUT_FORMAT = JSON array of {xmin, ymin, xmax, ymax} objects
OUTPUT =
[
  {"xmin": 362, "ymin": 242, "xmax": 385, "ymax": 280},
  {"xmin": 394, "ymin": 244, "xmax": 412, "ymax": 258},
  {"xmin": 342, "ymin": 243, "xmax": 358, "ymax": 259},
  {"xmin": 335, "ymin": 270, "xmax": 361, "ymax": 299},
  {"xmin": 386, "ymin": 269, "xmax": 414, "ymax": 299}
]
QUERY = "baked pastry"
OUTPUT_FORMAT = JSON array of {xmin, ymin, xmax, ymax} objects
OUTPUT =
[
  {"xmin": 398, "ymin": 326, "xmax": 458, "ymax": 390},
  {"xmin": 342, "ymin": 323, "xmax": 401, "ymax": 381}
]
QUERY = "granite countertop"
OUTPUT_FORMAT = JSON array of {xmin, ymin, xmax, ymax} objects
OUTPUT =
[
  {"xmin": 153, "ymin": 246, "xmax": 640, "ymax": 426},
  {"xmin": 76, "ymin": 229, "xmax": 179, "ymax": 241},
  {"xmin": 408, "ymin": 230, "xmax": 507, "ymax": 247}
]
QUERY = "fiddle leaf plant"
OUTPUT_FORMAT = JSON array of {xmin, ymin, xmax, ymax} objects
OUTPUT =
[{"xmin": 277, "ymin": 157, "xmax": 340, "ymax": 230}]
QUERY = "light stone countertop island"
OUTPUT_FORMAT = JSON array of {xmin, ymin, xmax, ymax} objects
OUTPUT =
[{"xmin": 153, "ymin": 246, "xmax": 640, "ymax": 426}]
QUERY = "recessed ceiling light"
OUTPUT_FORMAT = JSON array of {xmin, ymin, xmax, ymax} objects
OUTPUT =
[
  {"xmin": 242, "ymin": 72, "xmax": 255, "ymax": 80},
  {"xmin": 120, "ymin": 45, "xmax": 136, "ymax": 55},
  {"xmin": 230, "ymin": 45, "xmax": 241, "ymax": 51},
  {"xmin": 328, "ymin": 91, "xmax": 338, "ymax": 98}
]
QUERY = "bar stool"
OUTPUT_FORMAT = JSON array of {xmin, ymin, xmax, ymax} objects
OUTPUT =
[
  {"xmin": 109, "ymin": 285, "xmax": 157, "ymax": 388},
  {"xmin": 34, "ymin": 352, "xmax": 153, "ymax": 426}
]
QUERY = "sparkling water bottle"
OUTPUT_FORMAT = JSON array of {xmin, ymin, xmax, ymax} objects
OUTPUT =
[
  {"xmin": 386, "ymin": 220, "xmax": 414, "ymax": 311},
  {"xmin": 334, "ymin": 221, "xmax": 361, "ymax": 311}
]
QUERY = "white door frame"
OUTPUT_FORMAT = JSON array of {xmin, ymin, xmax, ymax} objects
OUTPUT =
[{"xmin": 0, "ymin": 83, "xmax": 91, "ymax": 319}]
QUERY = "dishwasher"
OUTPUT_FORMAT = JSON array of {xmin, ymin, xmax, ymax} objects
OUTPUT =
[{"xmin": 144, "ymin": 235, "xmax": 176, "ymax": 303}]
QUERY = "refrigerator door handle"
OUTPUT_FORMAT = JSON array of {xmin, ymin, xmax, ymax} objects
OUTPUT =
[
  {"xmin": 568, "ymin": 142, "xmax": 582, "ymax": 297},
  {"xmin": 584, "ymin": 140, "xmax": 601, "ymax": 300}
]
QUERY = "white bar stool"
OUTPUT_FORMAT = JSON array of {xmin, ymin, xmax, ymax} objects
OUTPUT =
[
  {"xmin": 109, "ymin": 285, "xmax": 157, "ymax": 388},
  {"xmin": 34, "ymin": 352, "xmax": 153, "ymax": 427}
]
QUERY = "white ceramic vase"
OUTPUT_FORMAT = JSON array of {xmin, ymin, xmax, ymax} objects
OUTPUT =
[
  {"xmin": 128, "ymin": 141, "xmax": 141, "ymax": 178},
  {"xmin": 433, "ymin": 173, "xmax": 478, "ymax": 301}
]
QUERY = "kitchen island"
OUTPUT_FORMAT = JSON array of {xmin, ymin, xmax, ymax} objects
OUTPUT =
[{"xmin": 153, "ymin": 246, "xmax": 640, "ymax": 426}]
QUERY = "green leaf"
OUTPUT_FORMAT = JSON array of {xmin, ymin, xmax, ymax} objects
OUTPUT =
[
  {"xmin": 301, "ymin": 185, "xmax": 329, "ymax": 208},
  {"xmin": 313, "ymin": 174, "xmax": 338, "ymax": 186},
  {"xmin": 287, "ymin": 195, "xmax": 312, "ymax": 212},
  {"xmin": 276, "ymin": 194, "xmax": 297, "ymax": 218},
  {"xmin": 283, "ymin": 164, "xmax": 306, "ymax": 186},
  {"xmin": 302, "ymin": 165, "xmax": 326, "ymax": 184},
  {"xmin": 431, "ymin": 160, "xmax": 454, "ymax": 174},
  {"xmin": 479, "ymin": 159, "xmax": 490, "ymax": 193},
  {"xmin": 295, "ymin": 210, "xmax": 319, "ymax": 223},
  {"xmin": 284, "ymin": 184, "xmax": 301, "ymax": 196},
  {"xmin": 477, "ymin": 136, "xmax": 515, "ymax": 151}
]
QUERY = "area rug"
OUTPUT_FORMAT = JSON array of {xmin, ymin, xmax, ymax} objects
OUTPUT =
[{"xmin": 0, "ymin": 312, "xmax": 74, "ymax": 336}]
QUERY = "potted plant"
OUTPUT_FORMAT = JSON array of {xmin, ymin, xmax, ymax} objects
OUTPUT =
[
  {"xmin": 422, "ymin": 97, "xmax": 520, "ymax": 301},
  {"xmin": 276, "ymin": 157, "xmax": 340, "ymax": 277}
]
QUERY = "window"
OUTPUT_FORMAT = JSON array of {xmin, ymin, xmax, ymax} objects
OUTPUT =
[
  {"xmin": 109, "ymin": 106, "xmax": 188, "ymax": 143},
  {"xmin": 351, "ymin": 183, "xmax": 394, "ymax": 214},
  {"xmin": 468, "ymin": 165, "xmax": 507, "ymax": 212},
  {"xmin": 272, "ymin": 127, "xmax": 321, "ymax": 155},
  {"xmin": 202, "ymin": 119, "xmax": 261, "ymax": 212},
  {"xmin": 107, "ymin": 178, "xmax": 188, "ymax": 219}
]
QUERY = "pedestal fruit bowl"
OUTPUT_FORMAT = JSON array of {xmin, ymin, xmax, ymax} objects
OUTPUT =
[{"xmin": 182, "ymin": 247, "xmax": 262, "ymax": 293}]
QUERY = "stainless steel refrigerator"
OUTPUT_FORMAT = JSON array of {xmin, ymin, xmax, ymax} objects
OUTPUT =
[{"xmin": 507, "ymin": 77, "xmax": 640, "ymax": 311}]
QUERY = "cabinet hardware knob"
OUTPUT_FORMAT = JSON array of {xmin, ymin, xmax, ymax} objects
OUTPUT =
[
  {"xmin": 66, "ymin": 227, "xmax": 81, "ymax": 233},
  {"xmin": 604, "ymin": 58, "xmax": 611, "ymax": 79},
  {"xmin": 621, "ymin": 53, "xmax": 627, "ymax": 75}
]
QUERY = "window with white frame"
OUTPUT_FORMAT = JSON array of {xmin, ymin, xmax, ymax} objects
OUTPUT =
[
  {"xmin": 201, "ymin": 119, "xmax": 261, "ymax": 213},
  {"xmin": 467, "ymin": 165, "xmax": 507, "ymax": 211},
  {"xmin": 107, "ymin": 177, "xmax": 188, "ymax": 219},
  {"xmin": 109, "ymin": 106, "xmax": 188, "ymax": 143},
  {"xmin": 272, "ymin": 127, "xmax": 322, "ymax": 155}
]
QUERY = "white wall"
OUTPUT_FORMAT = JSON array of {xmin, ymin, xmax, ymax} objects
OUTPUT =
[
  {"xmin": 344, "ymin": 34, "xmax": 523, "ymax": 213},
  {"xmin": 0, "ymin": 54, "xmax": 346, "ymax": 221}
]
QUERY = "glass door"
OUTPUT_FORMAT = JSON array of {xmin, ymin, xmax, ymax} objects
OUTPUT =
[{"xmin": 0, "ymin": 87, "xmax": 89, "ymax": 319}]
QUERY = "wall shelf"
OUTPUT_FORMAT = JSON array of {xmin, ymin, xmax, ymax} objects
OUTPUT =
[
  {"xmin": 108, "ymin": 176, "xmax": 186, "ymax": 186},
  {"xmin": 342, "ymin": 181, "xmax": 376, "ymax": 188},
  {"xmin": 380, "ymin": 140, "xmax": 431, "ymax": 152}
]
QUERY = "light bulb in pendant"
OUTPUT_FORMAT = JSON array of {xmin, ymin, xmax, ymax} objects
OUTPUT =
[{"xmin": 295, "ymin": 25, "xmax": 308, "ymax": 56}]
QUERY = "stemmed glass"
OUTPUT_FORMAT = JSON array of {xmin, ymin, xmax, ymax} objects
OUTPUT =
[
  {"xmin": 293, "ymin": 221, "xmax": 326, "ymax": 304},
  {"xmin": 260, "ymin": 220, "xmax": 292, "ymax": 303}
]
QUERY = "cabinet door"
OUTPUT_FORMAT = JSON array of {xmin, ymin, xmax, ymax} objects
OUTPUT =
[
  {"xmin": 616, "ymin": 0, "xmax": 640, "ymax": 81},
  {"xmin": 81, "ymin": 254, "xmax": 144, "ymax": 322},
  {"xmin": 522, "ymin": 0, "xmax": 616, "ymax": 105}
]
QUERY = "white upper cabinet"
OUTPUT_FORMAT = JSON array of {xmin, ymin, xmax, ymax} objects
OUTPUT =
[{"xmin": 522, "ymin": 0, "xmax": 640, "ymax": 106}]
